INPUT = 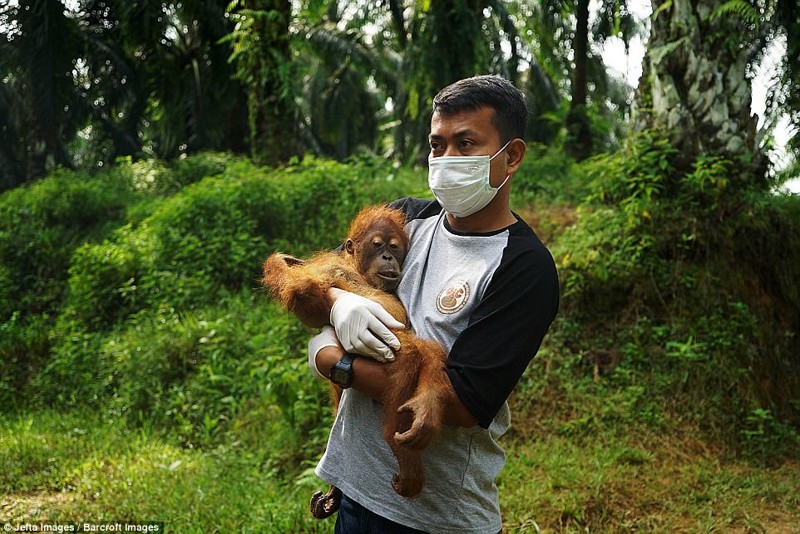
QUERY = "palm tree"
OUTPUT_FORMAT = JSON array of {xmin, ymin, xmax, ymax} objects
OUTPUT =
[
  {"xmin": 0, "ymin": 75, "xmax": 26, "ymax": 190},
  {"xmin": 292, "ymin": 2, "xmax": 397, "ymax": 159},
  {"xmin": 114, "ymin": 0, "xmax": 247, "ymax": 159},
  {"xmin": 632, "ymin": 0, "xmax": 797, "ymax": 187},
  {"xmin": 228, "ymin": 0, "xmax": 298, "ymax": 166},
  {"xmin": 565, "ymin": 0, "xmax": 592, "ymax": 159},
  {"xmin": 0, "ymin": 0, "xmax": 250, "ymax": 187},
  {"xmin": 514, "ymin": 0, "xmax": 638, "ymax": 154},
  {"xmin": 294, "ymin": 0, "xmax": 518, "ymax": 162},
  {"xmin": 0, "ymin": 0, "xmax": 80, "ymax": 182},
  {"xmin": 755, "ymin": 0, "xmax": 800, "ymax": 178}
]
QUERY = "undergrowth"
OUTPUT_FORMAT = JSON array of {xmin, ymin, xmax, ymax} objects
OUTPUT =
[
  {"xmin": 0, "ymin": 152, "xmax": 420, "ymax": 450},
  {"xmin": 540, "ymin": 130, "xmax": 800, "ymax": 460},
  {"xmin": 1, "ymin": 140, "xmax": 798, "ymax": 530}
]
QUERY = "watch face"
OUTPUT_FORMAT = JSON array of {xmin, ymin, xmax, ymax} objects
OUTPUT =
[
  {"xmin": 333, "ymin": 369, "xmax": 348, "ymax": 384},
  {"xmin": 330, "ymin": 354, "xmax": 353, "ymax": 388}
]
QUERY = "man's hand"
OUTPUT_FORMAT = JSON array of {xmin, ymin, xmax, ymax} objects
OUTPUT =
[{"xmin": 329, "ymin": 288, "xmax": 403, "ymax": 362}]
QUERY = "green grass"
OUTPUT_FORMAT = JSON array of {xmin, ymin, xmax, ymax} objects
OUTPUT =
[
  {"xmin": 0, "ymin": 410, "xmax": 329, "ymax": 533},
  {"xmin": 500, "ymin": 430, "xmax": 800, "ymax": 532},
  {"xmin": 2, "ymin": 150, "xmax": 799, "ymax": 533},
  {"xmin": 2, "ymin": 410, "xmax": 798, "ymax": 533}
]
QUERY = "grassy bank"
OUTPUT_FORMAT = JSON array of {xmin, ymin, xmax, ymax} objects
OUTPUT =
[
  {"xmin": 2, "ymin": 410, "xmax": 798, "ymax": 532},
  {"xmin": 502, "ymin": 431, "xmax": 800, "ymax": 532},
  {"xmin": 0, "ymin": 410, "xmax": 324, "ymax": 532},
  {"xmin": 2, "ymin": 146, "xmax": 799, "ymax": 531}
]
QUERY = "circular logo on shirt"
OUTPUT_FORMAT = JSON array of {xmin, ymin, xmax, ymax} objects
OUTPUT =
[{"xmin": 436, "ymin": 280, "xmax": 470, "ymax": 314}]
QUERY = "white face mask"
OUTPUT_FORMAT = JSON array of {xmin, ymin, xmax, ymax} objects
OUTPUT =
[{"xmin": 428, "ymin": 141, "xmax": 511, "ymax": 218}]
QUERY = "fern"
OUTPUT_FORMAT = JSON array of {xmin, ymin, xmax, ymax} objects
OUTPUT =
[{"xmin": 710, "ymin": 0, "xmax": 759, "ymax": 28}]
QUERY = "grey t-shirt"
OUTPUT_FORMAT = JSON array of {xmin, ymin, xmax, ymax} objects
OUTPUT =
[{"xmin": 316, "ymin": 198, "xmax": 559, "ymax": 533}]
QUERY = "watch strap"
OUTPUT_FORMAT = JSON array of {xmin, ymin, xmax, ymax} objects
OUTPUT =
[{"xmin": 328, "ymin": 353, "xmax": 355, "ymax": 388}]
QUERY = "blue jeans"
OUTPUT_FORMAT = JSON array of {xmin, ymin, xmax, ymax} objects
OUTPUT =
[{"xmin": 334, "ymin": 494, "xmax": 428, "ymax": 534}]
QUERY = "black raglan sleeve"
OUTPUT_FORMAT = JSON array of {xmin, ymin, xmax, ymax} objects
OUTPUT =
[
  {"xmin": 445, "ymin": 231, "xmax": 559, "ymax": 428},
  {"xmin": 388, "ymin": 197, "xmax": 442, "ymax": 223}
]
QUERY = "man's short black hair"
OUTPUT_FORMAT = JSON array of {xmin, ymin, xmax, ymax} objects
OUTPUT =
[{"xmin": 432, "ymin": 75, "xmax": 528, "ymax": 144}]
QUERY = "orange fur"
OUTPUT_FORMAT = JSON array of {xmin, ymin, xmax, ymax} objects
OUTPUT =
[{"xmin": 261, "ymin": 205, "xmax": 450, "ymax": 500}]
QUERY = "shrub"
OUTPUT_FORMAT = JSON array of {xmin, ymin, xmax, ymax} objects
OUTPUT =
[
  {"xmin": 31, "ymin": 318, "xmax": 107, "ymax": 407},
  {"xmin": 20, "ymin": 153, "xmax": 419, "ymax": 447},
  {"xmin": 59, "ymin": 155, "xmax": 417, "ymax": 330},
  {"xmin": 513, "ymin": 143, "xmax": 590, "ymax": 205},
  {"xmin": 0, "ymin": 167, "xmax": 147, "ymax": 411},
  {"xmin": 64, "ymin": 233, "xmax": 148, "ymax": 328},
  {"xmin": 98, "ymin": 295, "xmax": 328, "ymax": 448},
  {"xmin": 546, "ymin": 130, "xmax": 800, "ymax": 445},
  {"xmin": 0, "ymin": 168, "xmax": 136, "ymax": 322},
  {"xmin": 0, "ymin": 313, "xmax": 52, "ymax": 411}
]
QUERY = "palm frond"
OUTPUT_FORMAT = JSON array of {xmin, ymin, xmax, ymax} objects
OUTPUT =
[{"xmin": 711, "ymin": 0, "xmax": 760, "ymax": 27}]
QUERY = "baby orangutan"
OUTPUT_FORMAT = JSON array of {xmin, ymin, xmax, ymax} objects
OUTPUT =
[{"xmin": 261, "ymin": 205, "xmax": 450, "ymax": 518}]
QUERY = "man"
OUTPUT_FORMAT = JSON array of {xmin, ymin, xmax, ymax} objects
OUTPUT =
[{"xmin": 310, "ymin": 75, "xmax": 559, "ymax": 533}]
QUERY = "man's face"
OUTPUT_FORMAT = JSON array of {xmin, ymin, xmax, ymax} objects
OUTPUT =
[{"xmin": 428, "ymin": 106, "xmax": 508, "ymax": 188}]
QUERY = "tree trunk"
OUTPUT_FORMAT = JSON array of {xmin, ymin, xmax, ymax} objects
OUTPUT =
[
  {"xmin": 19, "ymin": 0, "xmax": 74, "ymax": 181},
  {"xmin": 566, "ymin": 0, "xmax": 592, "ymax": 160},
  {"xmin": 633, "ymin": 0, "xmax": 764, "ymax": 184},
  {"xmin": 403, "ymin": 0, "xmax": 486, "ymax": 162},
  {"xmin": 246, "ymin": 0, "xmax": 298, "ymax": 166},
  {"xmin": 388, "ymin": 0, "xmax": 407, "ymax": 49}
]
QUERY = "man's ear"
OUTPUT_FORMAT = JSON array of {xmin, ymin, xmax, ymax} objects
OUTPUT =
[
  {"xmin": 344, "ymin": 239, "xmax": 355, "ymax": 255},
  {"xmin": 505, "ymin": 138, "xmax": 527, "ymax": 175}
]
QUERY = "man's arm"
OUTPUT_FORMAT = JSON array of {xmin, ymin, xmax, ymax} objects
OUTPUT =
[{"xmin": 315, "ymin": 345, "xmax": 478, "ymax": 428}]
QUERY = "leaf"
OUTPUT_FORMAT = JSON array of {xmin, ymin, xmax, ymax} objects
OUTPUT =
[
  {"xmin": 649, "ymin": 35, "xmax": 690, "ymax": 64},
  {"xmin": 710, "ymin": 0, "xmax": 759, "ymax": 28},
  {"xmin": 653, "ymin": 0, "xmax": 673, "ymax": 20}
]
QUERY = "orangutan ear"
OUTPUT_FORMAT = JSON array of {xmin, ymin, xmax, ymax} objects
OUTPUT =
[{"xmin": 344, "ymin": 239, "xmax": 355, "ymax": 255}]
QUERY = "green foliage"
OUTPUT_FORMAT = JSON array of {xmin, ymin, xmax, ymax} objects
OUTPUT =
[
  {"xmin": 3, "ymin": 152, "xmax": 421, "ymax": 457},
  {"xmin": 65, "ymin": 237, "xmax": 146, "ymax": 329},
  {"xmin": 3, "ymin": 408, "xmax": 799, "ymax": 532},
  {"xmin": 499, "ymin": 427, "xmax": 800, "ymax": 532},
  {"xmin": 0, "ymin": 166, "xmax": 149, "ymax": 408},
  {"xmin": 0, "ymin": 0, "xmax": 245, "ymax": 183},
  {"xmin": 99, "ymin": 297, "xmax": 323, "ymax": 448},
  {"xmin": 120, "ymin": 152, "xmax": 242, "ymax": 196},
  {"xmin": 29, "ymin": 293, "xmax": 332, "ymax": 451},
  {"xmin": 0, "ymin": 313, "xmax": 51, "ymax": 412},
  {"xmin": 740, "ymin": 407, "xmax": 800, "ymax": 465},
  {"xmin": 0, "ymin": 168, "xmax": 136, "ymax": 320},
  {"xmin": 513, "ymin": 143, "xmax": 590, "ymax": 204},
  {"xmin": 710, "ymin": 1, "xmax": 760, "ymax": 27},
  {"xmin": 0, "ymin": 152, "xmax": 247, "ymax": 369},
  {"xmin": 556, "ymin": 132, "xmax": 747, "ymax": 301},
  {"xmin": 547, "ymin": 129, "xmax": 800, "ymax": 448},
  {"xmin": 0, "ymin": 410, "xmax": 330, "ymax": 532},
  {"xmin": 31, "ymin": 318, "xmax": 106, "ymax": 408},
  {"xmin": 297, "ymin": 24, "xmax": 387, "ymax": 159},
  {"xmin": 225, "ymin": 2, "xmax": 296, "ymax": 165},
  {"xmin": 57, "ymin": 155, "xmax": 409, "ymax": 330},
  {"xmin": 3, "ymin": 145, "xmax": 797, "ymax": 528}
]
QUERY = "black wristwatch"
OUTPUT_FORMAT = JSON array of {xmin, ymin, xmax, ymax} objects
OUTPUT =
[{"xmin": 328, "ymin": 353, "xmax": 355, "ymax": 389}]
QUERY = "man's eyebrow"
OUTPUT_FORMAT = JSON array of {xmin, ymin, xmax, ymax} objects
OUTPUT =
[{"xmin": 429, "ymin": 129, "xmax": 477, "ymax": 141}]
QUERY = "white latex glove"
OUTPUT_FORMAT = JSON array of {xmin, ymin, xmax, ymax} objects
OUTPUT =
[
  {"xmin": 307, "ymin": 326, "xmax": 341, "ymax": 380},
  {"xmin": 329, "ymin": 288, "xmax": 403, "ymax": 362}
]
